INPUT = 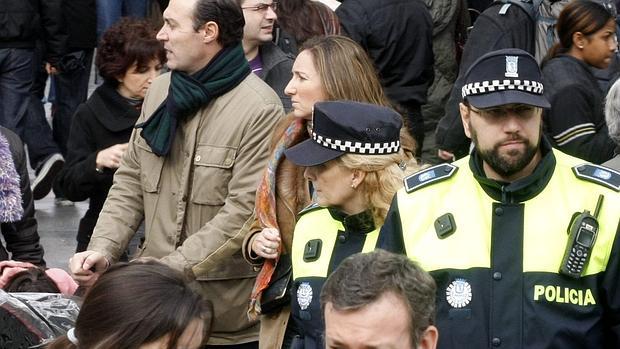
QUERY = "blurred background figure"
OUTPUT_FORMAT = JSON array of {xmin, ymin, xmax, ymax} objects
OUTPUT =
[
  {"xmin": 48, "ymin": 0, "xmax": 98, "ymax": 205},
  {"xmin": 0, "ymin": 0, "xmax": 66, "ymax": 201},
  {"xmin": 273, "ymin": 0, "xmax": 340, "ymax": 56},
  {"xmin": 46, "ymin": 261, "xmax": 213, "ymax": 349},
  {"xmin": 238, "ymin": 0, "xmax": 294, "ymax": 110},
  {"xmin": 96, "ymin": 0, "xmax": 149, "ymax": 39},
  {"xmin": 542, "ymin": 0, "xmax": 617, "ymax": 164},
  {"xmin": 56, "ymin": 18, "xmax": 165, "ymax": 253},
  {"xmin": 603, "ymin": 78, "xmax": 620, "ymax": 170},
  {"xmin": 336, "ymin": 0, "xmax": 434, "ymax": 159},
  {"xmin": 0, "ymin": 127, "xmax": 46, "ymax": 267}
]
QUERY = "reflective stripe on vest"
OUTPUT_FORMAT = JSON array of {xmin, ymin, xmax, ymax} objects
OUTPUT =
[{"xmin": 292, "ymin": 208, "xmax": 379, "ymax": 280}]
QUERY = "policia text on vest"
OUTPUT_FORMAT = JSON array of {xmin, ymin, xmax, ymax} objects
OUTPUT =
[{"xmin": 378, "ymin": 149, "xmax": 620, "ymax": 349}]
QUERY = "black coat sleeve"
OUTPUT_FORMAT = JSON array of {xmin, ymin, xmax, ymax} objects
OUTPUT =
[
  {"xmin": 56, "ymin": 104, "xmax": 114, "ymax": 202},
  {"xmin": 544, "ymin": 86, "xmax": 616, "ymax": 164},
  {"xmin": 39, "ymin": 0, "xmax": 67, "ymax": 65},
  {"xmin": 0, "ymin": 130, "xmax": 45, "ymax": 267},
  {"xmin": 599, "ymin": 219, "xmax": 620, "ymax": 346}
]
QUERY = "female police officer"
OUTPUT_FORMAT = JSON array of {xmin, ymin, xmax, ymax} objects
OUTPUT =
[{"xmin": 278, "ymin": 100, "xmax": 414, "ymax": 348}]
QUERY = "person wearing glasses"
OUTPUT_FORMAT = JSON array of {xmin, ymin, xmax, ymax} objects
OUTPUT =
[
  {"xmin": 379, "ymin": 48, "xmax": 620, "ymax": 349},
  {"xmin": 238, "ymin": 0, "xmax": 293, "ymax": 110}
]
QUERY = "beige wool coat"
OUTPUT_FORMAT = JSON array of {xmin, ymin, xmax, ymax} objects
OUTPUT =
[{"xmin": 88, "ymin": 72, "xmax": 284, "ymax": 345}]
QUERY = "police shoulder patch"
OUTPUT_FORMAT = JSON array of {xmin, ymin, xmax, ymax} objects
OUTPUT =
[
  {"xmin": 298, "ymin": 203, "xmax": 322, "ymax": 217},
  {"xmin": 572, "ymin": 164, "xmax": 620, "ymax": 192},
  {"xmin": 404, "ymin": 163, "xmax": 458, "ymax": 193}
]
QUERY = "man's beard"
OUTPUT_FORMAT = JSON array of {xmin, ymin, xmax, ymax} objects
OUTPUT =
[{"xmin": 471, "ymin": 128, "xmax": 539, "ymax": 178}]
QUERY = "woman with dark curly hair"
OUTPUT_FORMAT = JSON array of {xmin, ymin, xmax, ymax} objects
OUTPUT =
[{"xmin": 56, "ymin": 18, "xmax": 166, "ymax": 252}]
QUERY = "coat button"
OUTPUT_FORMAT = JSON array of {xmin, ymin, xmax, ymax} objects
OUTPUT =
[
  {"xmin": 493, "ymin": 272, "xmax": 502, "ymax": 280},
  {"xmin": 494, "ymin": 207, "xmax": 504, "ymax": 216},
  {"xmin": 492, "ymin": 337, "xmax": 501, "ymax": 346},
  {"xmin": 195, "ymin": 155, "xmax": 201, "ymax": 162},
  {"xmin": 338, "ymin": 234, "xmax": 346, "ymax": 243}
]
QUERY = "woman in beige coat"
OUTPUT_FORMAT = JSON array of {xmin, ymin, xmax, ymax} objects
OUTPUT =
[{"xmin": 242, "ymin": 35, "xmax": 418, "ymax": 349}]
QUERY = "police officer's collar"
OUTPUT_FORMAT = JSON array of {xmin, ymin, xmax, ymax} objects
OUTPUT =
[
  {"xmin": 469, "ymin": 137, "xmax": 556, "ymax": 203},
  {"xmin": 327, "ymin": 208, "xmax": 376, "ymax": 233}
]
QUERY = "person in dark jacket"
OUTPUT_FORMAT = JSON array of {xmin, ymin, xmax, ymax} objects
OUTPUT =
[
  {"xmin": 51, "ymin": 0, "xmax": 98, "ymax": 174},
  {"xmin": 238, "ymin": 0, "xmax": 294, "ymax": 110},
  {"xmin": 0, "ymin": 0, "xmax": 67, "ymax": 201},
  {"xmin": 336, "ymin": 0, "xmax": 434, "ymax": 158},
  {"xmin": 273, "ymin": 0, "xmax": 340, "ymax": 56},
  {"xmin": 0, "ymin": 127, "xmax": 45, "ymax": 266},
  {"xmin": 542, "ymin": 0, "xmax": 617, "ymax": 164},
  {"xmin": 56, "ymin": 19, "xmax": 165, "ymax": 252},
  {"xmin": 435, "ymin": 1, "xmax": 537, "ymax": 161}
]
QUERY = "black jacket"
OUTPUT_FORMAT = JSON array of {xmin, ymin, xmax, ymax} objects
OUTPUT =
[
  {"xmin": 542, "ymin": 55, "xmax": 616, "ymax": 164},
  {"xmin": 0, "ymin": 127, "xmax": 45, "ymax": 266},
  {"xmin": 258, "ymin": 42, "xmax": 293, "ymax": 111},
  {"xmin": 0, "ymin": 0, "xmax": 66, "ymax": 64},
  {"xmin": 336, "ymin": 0, "xmax": 434, "ymax": 109},
  {"xmin": 435, "ymin": 3, "xmax": 535, "ymax": 158},
  {"xmin": 56, "ymin": 83, "xmax": 140, "ymax": 244},
  {"xmin": 62, "ymin": 0, "xmax": 97, "ymax": 50}
]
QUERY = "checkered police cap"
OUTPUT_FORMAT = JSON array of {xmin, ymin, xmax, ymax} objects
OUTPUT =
[
  {"xmin": 285, "ymin": 101, "xmax": 402, "ymax": 167},
  {"xmin": 461, "ymin": 48, "xmax": 550, "ymax": 109}
]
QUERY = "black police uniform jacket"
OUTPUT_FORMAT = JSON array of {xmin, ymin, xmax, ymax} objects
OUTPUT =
[
  {"xmin": 290, "ymin": 206, "xmax": 379, "ymax": 348},
  {"xmin": 378, "ymin": 141, "xmax": 620, "ymax": 349}
]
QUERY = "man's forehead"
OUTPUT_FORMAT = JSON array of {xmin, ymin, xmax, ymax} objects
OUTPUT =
[{"xmin": 163, "ymin": 0, "xmax": 197, "ymax": 20}]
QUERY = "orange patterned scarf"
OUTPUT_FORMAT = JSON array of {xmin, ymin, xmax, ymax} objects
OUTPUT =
[{"xmin": 248, "ymin": 118, "xmax": 306, "ymax": 318}]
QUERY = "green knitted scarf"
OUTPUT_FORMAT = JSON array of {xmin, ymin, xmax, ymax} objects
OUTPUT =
[{"xmin": 137, "ymin": 44, "xmax": 251, "ymax": 156}]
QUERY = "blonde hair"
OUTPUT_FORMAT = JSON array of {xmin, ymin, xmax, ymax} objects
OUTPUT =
[{"xmin": 335, "ymin": 150, "xmax": 420, "ymax": 225}]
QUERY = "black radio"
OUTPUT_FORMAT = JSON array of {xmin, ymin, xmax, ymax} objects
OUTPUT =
[{"xmin": 559, "ymin": 195, "xmax": 603, "ymax": 279}]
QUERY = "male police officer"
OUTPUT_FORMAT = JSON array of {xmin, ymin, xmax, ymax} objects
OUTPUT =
[{"xmin": 379, "ymin": 48, "xmax": 620, "ymax": 348}]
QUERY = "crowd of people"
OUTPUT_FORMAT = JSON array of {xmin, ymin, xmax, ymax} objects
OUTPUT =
[{"xmin": 0, "ymin": 0, "xmax": 620, "ymax": 348}]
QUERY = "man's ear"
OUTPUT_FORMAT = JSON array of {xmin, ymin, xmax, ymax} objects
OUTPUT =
[
  {"xmin": 201, "ymin": 21, "xmax": 219, "ymax": 44},
  {"xmin": 459, "ymin": 102, "xmax": 472, "ymax": 139},
  {"xmin": 417, "ymin": 325, "xmax": 439, "ymax": 349}
]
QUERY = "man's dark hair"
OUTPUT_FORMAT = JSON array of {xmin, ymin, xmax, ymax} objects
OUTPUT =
[
  {"xmin": 192, "ymin": 0, "xmax": 245, "ymax": 47},
  {"xmin": 320, "ymin": 249, "xmax": 436, "ymax": 345}
]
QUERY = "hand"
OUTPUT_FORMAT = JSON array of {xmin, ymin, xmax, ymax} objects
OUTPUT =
[
  {"xmin": 45, "ymin": 62, "xmax": 58, "ymax": 75},
  {"xmin": 251, "ymin": 228, "xmax": 281, "ymax": 259},
  {"xmin": 0, "ymin": 260, "xmax": 37, "ymax": 288},
  {"xmin": 96, "ymin": 143, "xmax": 129, "ymax": 170},
  {"xmin": 437, "ymin": 149, "xmax": 455, "ymax": 162},
  {"xmin": 69, "ymin": 251, "xmax": 109, "ymax": 287}
]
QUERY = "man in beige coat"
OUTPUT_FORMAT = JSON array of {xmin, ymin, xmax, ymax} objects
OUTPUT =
[{"xmin": 69, "ymin": 0, "xmax": 284, "ymax": 347}]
